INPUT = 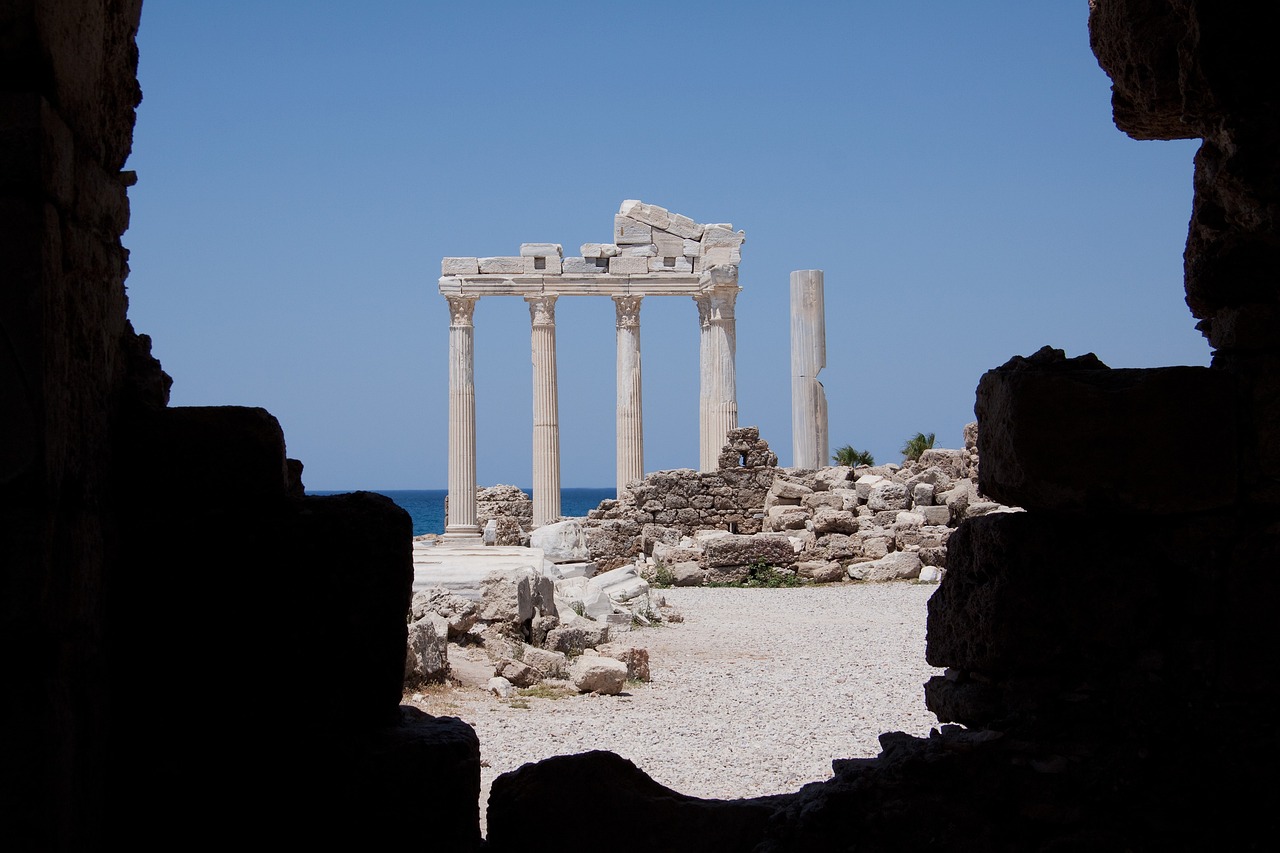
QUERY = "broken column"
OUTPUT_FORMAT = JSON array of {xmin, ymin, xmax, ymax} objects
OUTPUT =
[
  {"xmin": 526, "ymin": 294, "xmax": 561, "ymax": 527},
  {"xmin": 790, "ymin": 270, "xmax": 828, "ymax": 469},
  {"xmin": 445, "ymin": 295, "xmax": 481, "ymax": 538},
  {"xmin": 614, "ymin": 295, "xmax": 644, "ymax": 494}
]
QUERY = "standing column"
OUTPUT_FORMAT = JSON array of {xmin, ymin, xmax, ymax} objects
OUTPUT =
[
  {"xmin": 790, "ymin": 270, "xmax": 828, "ymax": 469},
  {"xmin": 445, "ymin": 294, "xmax": 481, "ymax": 539},
  {"xmin": 614, "ymin": 295, "xmax": 644, "ymax": 495},
  {"xmin": 696, "ymin": 279, "xmax": 741, "ymax": 471},
  {"xmin": 526, "ymin": 294, "xmax": 561, "ymax": 527}
]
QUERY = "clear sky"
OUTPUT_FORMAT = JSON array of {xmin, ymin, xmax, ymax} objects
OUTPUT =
[{"xmin": 123, "ymin": 1, "xmax": 1206, "ymax": 491}]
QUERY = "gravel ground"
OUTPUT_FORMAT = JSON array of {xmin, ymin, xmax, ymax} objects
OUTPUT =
[{"xmin": 403, "ymin": 583, "xmax": 944, "ymax": 831}]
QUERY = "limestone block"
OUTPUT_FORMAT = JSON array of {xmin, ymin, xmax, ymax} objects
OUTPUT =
[
  {"xmin": 868, "ymin": 482, "xmax": 910, "ymax": 511},
  {"xmin": 580, "ymin": 243, "xmax": 620, "ymax": 258},
  {"xmin": 861, "ymin": 537, "xmax": 890, "ymax": 559},
  {"xmin": 614, "ymin": 215, "xmax": 653, "ymax": 245},
  {"xmin": 647, "ymin": 256, "xmax": 693, "ymax": 273},
  {"xmin": 701, "ymin": 225, "xmax": 745, "ymax": 248},
  {"xmin": 519, "ymin": 243, "xmax": 563, "ymax": 257},
  {"xmin": 609, "ymin": 255, "xmax": 649, "ymax": 275},
  {"xmin": 478, "ymin": 567, "xmax": 534, "ymax": 626},
  {"xmin": 404, "ymin": 617, "xmax": 449, "ymax": 686},
  {"xmin": 596, "ymin": 642, "xmax": 651, "ymax": 681},
  {"xmin": 766, "ymin": 505, "xmax": 810, "ymax": 530},
  {"xmin": 797, "ymin": 560, "xmax": 845, "ymax": 583},
  {"xmin": 488, "ymin": 676, "xmax": 516, "ymax": 698},
  {"xmin": 912, "ymin": 482, "xmax": 936, "ymax": 507},
  {"xmin": 803, "ymin": 492, "xmax": 844, "ymax": 511},
  {"xmin": 918, "ymin": 449, "xmax": 969, "ymax": 479},
  {"xmin": 523, "ymin": 255, "xmax": 562, "ymax": 275},
  {"xmin": 570, "ymin": 656, "xmax": 627, "ymax": 694},
  {"xmin": 441, "ymin": 257, "xmax": 479, "ymax": 275},
  {"xmin": 976, "ymin": 348, "xmax": 1237, "ymax": 513},
  {"xmin": 618, "ymin": 199, "xmax": 672, "ymax": 230},
  {"xmin": 855, "ymin": 475, "xmax": 885, "ymax": 500},
  {"xmin": 770, "ymin": 479, "xmax": 814, "ymax": 501},
  {"xmin": 701, "ymin": 533, "xmax": 796, "ymax": 568},
  {"xmin": 410, "ymin": 587, "xmax": 478, "ymax": 639},
  {"xmin": 918, "ymin": 566, "xmax": 942, "ymax": 583},
  {"xmin": 530, "ymin": 519, "xmax": 590, "ymax": 563},
  {"xmin": 521, "ymin": 647, "xmax": 569, "ymax": 679},
  {"xmin": 494, "ymin": 657, "xmax": 538, "ymax": 688},
  {"xmin": 811, "ymin": 508, "xmax": 858, "ymax": 536},
  {"xmin": 683, "ymin": 238, "xmax": 703, "ymax": 256},
  {"xmin": 478, "ymin": 256, "xmax": 525, "ymax": 274},
  {"xmin": 653, "ymin": 231, "xmax": 685, "ymax": 256},
  {"xmin": 917, "ymin": 505, "xmax": 951, "ymax": 525},
  {"xmin": 848, "ymin": 551, "xmax": 922, "ymax": 582},
  {"xmin": 545, "ymin": 624, "xmax": 609, "ymax": 655},
  {"xmin": 562, "ymin": 256, "xmax": 610, "ymax": 274},
  {"xmin": 667, "ymin": 213, "xmax": 705, "ymax": 240},
  {"xmin": 701, "ymin": 246, "xmax": 742, "ymax": 266},
  {"xmin": 668, "ymin": 561, "xmax": 705, "ymax": 586},
  {"xmin": 620, "ymin": 243, "xmax": 657, "ymax": 256}
]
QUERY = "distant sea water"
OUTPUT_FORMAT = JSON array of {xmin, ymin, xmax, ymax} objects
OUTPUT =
[{"xmin": 308, "ymin": 487, "xmax": 617, "ymax": 537}]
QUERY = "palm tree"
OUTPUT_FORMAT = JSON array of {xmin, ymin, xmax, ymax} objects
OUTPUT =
[
  {"xmin": 832, "ymin": 444, "xmax": 875, "ymax": 467},
  {"xmin": 900, "ymin": 432, "xmax": 936, "ymax": 462}
]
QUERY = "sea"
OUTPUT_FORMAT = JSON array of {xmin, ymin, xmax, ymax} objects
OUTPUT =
[{"xmin": 308, "ymin": 487, "xmax": 617, "ymax": 537}]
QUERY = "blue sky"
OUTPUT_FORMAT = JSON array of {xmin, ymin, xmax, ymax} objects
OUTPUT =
[{"xmin": 124, "ymin": 1, "xmax": 1206, "ymax": 490}]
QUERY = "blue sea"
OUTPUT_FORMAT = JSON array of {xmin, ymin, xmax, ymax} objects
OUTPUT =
[{"xmin": 309, "ymin": 487, "xmax": 617, "ymax": 537}]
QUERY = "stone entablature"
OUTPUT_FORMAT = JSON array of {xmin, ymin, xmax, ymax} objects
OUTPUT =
[{"xmin": 439, "ymin": 201, "xmax": 746, "ymax": 538}]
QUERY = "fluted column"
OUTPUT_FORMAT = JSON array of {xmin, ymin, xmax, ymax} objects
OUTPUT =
[
  {"xmin": 791, "ymin": 269, "xmax": 828, "ymax": 469},
  {"xmin": 526, "ymin": 294, "xmax": 561, "ymax": 527},
  {"xmin": 614, "ymin": 295, "xmax": 644, "ymax": 495},
  {"xmin": 696, "ymin": 281, "xmax": 740, "ymax": 471},
  {"xmin": 445, "ymin": 295, "xmax": 481, "ymax": 538}
]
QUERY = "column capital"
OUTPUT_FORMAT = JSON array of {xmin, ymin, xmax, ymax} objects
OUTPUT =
[
  {"xmin": 695, "ymin": 286, "xmax": 739, "ymax": 324},
  {"xmin": 525, "ymin": 293, "xmax": 558, "ymax": 326},
  {"xmin": 446, "ymin": 294, "xmax": 479, "ymax": 326},
  {"xmin": 613, "ymin": 294, "xmax": 643, "ymax": 329}
]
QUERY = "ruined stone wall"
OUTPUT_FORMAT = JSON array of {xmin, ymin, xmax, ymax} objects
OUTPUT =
[{"xmin": 1, "ymin": 4, "xmax": 479, "ymax": 848}]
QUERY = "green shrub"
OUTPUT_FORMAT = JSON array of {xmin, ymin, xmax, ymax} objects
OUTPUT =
[
  {"xmin": 832, "ymin": 444, "xmax": 875, "ymax": 467},
  {"xmin": 900, "ymin": 432, "xmax": 936, "ymax": 462}
]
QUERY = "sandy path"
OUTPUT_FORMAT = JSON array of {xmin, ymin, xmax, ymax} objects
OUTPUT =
[{"xmin": 403, "ymin": 583, "xmax": 944, "ymax": 831}]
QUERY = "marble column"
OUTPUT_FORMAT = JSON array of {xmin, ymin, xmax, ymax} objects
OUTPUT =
[
  {"xmin": 445, "ymin": 294, "xmax": 481, "ymax": 539},
  {"xmin": 790, "ymin": 270, "xmax": 828, "ymax": 469},
  {"xmin": 614, "ymin": 295, "xmax": 644, "ymax": 495},
  {"xmin": 696, "ymin": 280, "xmax": 741, "ymax": 472},
  {"xmin": 526, "ymin": 294, "xmax": 561, "ymax": 527}
]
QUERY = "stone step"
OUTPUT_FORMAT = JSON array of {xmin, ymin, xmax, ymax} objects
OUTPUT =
[{"xmin": 411, "ymin": 545, "xmax": 548, "ymax": 599}]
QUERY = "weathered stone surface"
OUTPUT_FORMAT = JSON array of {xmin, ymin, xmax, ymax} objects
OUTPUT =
[
  {"xmin": 405, "ymin": 617, "xmax": 449, "ymax": 686},
  {"xmin": 701, "ymin": 533, "xmax": 796, "ymax": 568},
  {"xmin": 494, "ymin": 657, "xmax": 538, "ymax": 688},
  {"xmin": 410, "ymin": 587, "xmax": 478, "ymax": 638},
  {"xmin": 570, "ymin": 656, "xmax": 628, "ymax": 694},
  {"xmin": 530, "ymin": 518, "xmax": 590, "ymax": 563},
  {"xmin": 479, "ymin": 568, "xmax": 534, "ymax": 627},
  {"xmin": 442, "ymin": 257, "xmax": 479, "ymax": 275},
  {"xmin": 545, "ymin": 625, "xmax": 609, "ymax": 655},
  {"xmin": 848, "ymin": 551, "xmax": 921, "ymax": 582},
  {"xmin": 977, "ymin": 347, "xmax": 1237, "ymax": 514},
  {"xmin": 811, "ymin": 508, "xmax": 857, "ymax": 535},
  {"xmin": 521, "ymin": 647, "xmax": 569, "ymax": 679},
  {"xmin": 796, "ymin": 560, "xmax": 845, "ymax": 583},
  {"xmin": 667, "ymin": 562, "xmax": 706, "ymax": 586},
  {"xmin": 867, "ymin": 482, "xmax": 910, "ymax": 511},
  {"xmin": 596, "ymin": 643, "xmax": 651, "ymax": 682}
]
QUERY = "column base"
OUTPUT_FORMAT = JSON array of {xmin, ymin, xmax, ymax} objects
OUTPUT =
[{"xmin": 441, "ymin": 527, "xmax": 482, "ymax": 544}]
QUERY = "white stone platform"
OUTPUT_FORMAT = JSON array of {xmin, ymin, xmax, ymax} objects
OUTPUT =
[{"xmin": 411, "ymin": 541, "xmax": 547, "ymax": 599}]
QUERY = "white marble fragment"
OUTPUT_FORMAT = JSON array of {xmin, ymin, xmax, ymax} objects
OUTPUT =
[
  {"xmin": 701, "ymin": 246, "xmax": 741, "ymax": 266},
  {"xmin": 652, "ymin": 231, "xmax": 684, "ymax": 256},
  {"xmin": 562, "ymin": 256, "xmax": 609, "ymax": 274},
  {"xmin": 614, "ymin": 215, "xmax": 653, "ymax": 245},
  {"xmin": 608, "ymin": 256, "xmax": 649, "ymax": 274},
  {"xmin": 441, "ymin": 257, "xmax": 479, "ymax": 275},
  {"xmin": 648, "ymin": 256, "xmax": 693, "ymax": 273},
  {"xmin": 524, "ymin": 256, "xmax": 562, "ymax": 275},
  {"xmin": 580, "ymin": 243, "xmax": 620, "ymax": 258},
  {"xmin": 519, "ymin": 243, "xmax": 563, "ymax": 257},
  {"xmin": 477, "ymin": 256, "xmax": 524, "ymax": 274},
  {"xmin": 620, "ymin": 243, "xmax": 657, "ymax": 256},
  {"xmin": 683, "ymin": 238, "xmax": 702, "ymax": 256},
  {"xmin": 701, "ymin": 225, "xmax": 745, "ymax": 248},
  {"xmin": 666, "ymin": 213, "xmax": 704, "ymax": 240}
]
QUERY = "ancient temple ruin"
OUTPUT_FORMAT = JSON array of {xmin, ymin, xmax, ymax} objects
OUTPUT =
[{"xmin": 439, "ymin": 201, "xmax": 746, "ymax": 537}]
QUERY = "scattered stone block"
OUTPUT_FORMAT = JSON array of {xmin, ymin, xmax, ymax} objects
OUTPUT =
[
  {"xmin": 570, "ymin": 656, "xmax": 628, "ymax": 694},
  {"xmin": 579, "ymin": 242, "xmax": 620, "ymax": 258},
  {"xmin": 519, "ymin": 243, "xmax": 563, "ymax": 257}
]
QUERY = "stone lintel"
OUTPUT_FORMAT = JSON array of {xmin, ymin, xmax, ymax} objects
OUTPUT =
[{"xmin": 440, "ymin": 274, "xmax": 711, "ymax": 297}]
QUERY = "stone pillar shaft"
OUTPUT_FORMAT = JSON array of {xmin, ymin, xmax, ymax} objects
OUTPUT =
[
  {"xmin": 697, "ymin": 284, "xmax": 740, "ymax": 471},
  {"xmin": 614, "ymin": 296, "xmax": 644, "ymax": 495},
  {"xmin": 527, "ymin": 295, "xmax": 561, "ymax": 527},
  {"xmin": 791, "ymin": 269, "xmax": 828, "ymax": 469},
  {"xmin": 445, "ymin": 295, "xmax": 480, "ymax": 537}
]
